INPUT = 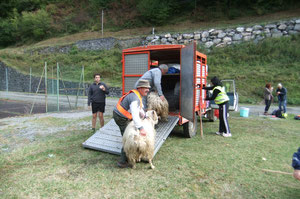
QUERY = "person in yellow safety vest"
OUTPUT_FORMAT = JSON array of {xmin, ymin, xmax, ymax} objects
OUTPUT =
[
  {"xmin": 113, "ymin": 79, "xmax": 151, "ymax": 168},
  {"xmin": 203, "ymin": 76, "xmax": 232, "ymax": 137}
]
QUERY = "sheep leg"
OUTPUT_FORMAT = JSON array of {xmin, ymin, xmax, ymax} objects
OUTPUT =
[
  {"xmin": 130, "ymin": 158, "xmax": 136, "ymax": 169},
  {"xmin": 149, "ymin": 159, "xmax": 155, "ymax": 169},
  {"xmin": 137, "ymin": 154, "xmax": 142, "ymax": 162}
]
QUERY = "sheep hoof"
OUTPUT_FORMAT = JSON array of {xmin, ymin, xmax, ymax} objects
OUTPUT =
[{"xmin": 150, "ymin": 165, "xmax": 155, "ymax": 169}]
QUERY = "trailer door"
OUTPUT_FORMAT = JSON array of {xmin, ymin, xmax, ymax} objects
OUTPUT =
[{"xmin": 180, "ymin": 43, "xmax": 196, "ymax": 121}]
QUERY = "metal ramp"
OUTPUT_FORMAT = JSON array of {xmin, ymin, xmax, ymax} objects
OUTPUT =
[{"xmin": 82, "ymin": 115, "xmax": 179, "ymax": 157}]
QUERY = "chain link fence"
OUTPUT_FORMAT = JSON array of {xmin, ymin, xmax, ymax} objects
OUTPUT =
[{"xmin": 0, "ymin": 62, "xmax": 89, "ymax": 118}]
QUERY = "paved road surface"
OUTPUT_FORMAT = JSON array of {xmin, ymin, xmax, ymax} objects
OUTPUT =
[{"xmin": 1, "ymin": 91, "xmax": 300, "ymax": 119}]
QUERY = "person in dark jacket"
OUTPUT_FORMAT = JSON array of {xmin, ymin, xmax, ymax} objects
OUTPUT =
[
  {"xmin": 292, "ymin": 147, "xmax": 300, "ymax": 180},
  {"xmin": 88, "ymin": 74, "xmax": 109, "ymax": 132},
  {"xmin": 204, "ymin": 76, "xmax": 231, "ymax": 137},
  {"xmin": 276, "ymin": 83, "xmax": 287, "ymax": 114}
]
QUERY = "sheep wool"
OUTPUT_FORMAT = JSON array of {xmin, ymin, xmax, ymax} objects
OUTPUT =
[
  {"xmin": 147, "ymin": 91, "xmax": 169, "ymax": 121},
  {"xmin": 123, "ymin": 110, "xmax": 158, "ymax": 169}
]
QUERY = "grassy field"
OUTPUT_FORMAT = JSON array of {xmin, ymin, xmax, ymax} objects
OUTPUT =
[{"xmin": 1, "ymin": 112, "xmax": 300, "ymax": 198}]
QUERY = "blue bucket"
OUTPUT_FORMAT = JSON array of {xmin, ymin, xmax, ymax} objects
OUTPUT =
[{"xmin": 240, "ymin": 107, "xmax": 249, "ymax": 117}]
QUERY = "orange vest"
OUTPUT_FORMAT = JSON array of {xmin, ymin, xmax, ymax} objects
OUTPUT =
[{"xmin": 116, "ymin": 89, "xmax": 143, "ymax": 120}]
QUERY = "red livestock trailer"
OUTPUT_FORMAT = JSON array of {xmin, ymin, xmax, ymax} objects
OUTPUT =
[
  {"xmin": 83, "ymin": 43, "xmax": 209, "ymax": 156},
  {"xmin": 121, "ymin": 43, "xmax": 208, "ymax": 137}
]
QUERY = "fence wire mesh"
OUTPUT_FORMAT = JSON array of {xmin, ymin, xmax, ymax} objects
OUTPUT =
[{"xmin": 0, "ymin": 62, "xmax": 88, "ymax": 118}]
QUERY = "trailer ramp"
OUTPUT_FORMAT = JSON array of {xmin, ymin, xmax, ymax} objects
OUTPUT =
[{"xmin": 82, "ymin": 115, "xmax": 179, "ymax": 157}]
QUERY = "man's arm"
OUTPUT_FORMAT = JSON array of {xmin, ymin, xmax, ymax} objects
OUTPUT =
[
  {"xmin": 129, "ymin": 101, "xmax": 144, "ymax": 130},
  {"xmin": 205, "ymin": 89, "xmax": 220, "ymax": 101},
  {"xmin": 101, "ymin": 83, "xmax": 110, "ymax": 95},
  {"xmin": 202, "ymin": 86, "xmax": 214, "ymax": 90},
  {"xmin": 153, "ymin": 70, "xmax": 163, "ymax": 96},
  {"xmin": 281, "ymin": 87, "xmax": 287, "ymax": 95}
]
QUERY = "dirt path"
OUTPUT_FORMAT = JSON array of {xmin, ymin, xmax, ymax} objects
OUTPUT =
[{"xmin": 0, "ymin": 98, "xmax": 118, "ymax": 153}]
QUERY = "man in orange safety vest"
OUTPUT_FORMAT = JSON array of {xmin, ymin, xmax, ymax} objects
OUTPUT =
[{"xmin": 113, "ymin": 79, "xmax": 151, "ymax": 168}]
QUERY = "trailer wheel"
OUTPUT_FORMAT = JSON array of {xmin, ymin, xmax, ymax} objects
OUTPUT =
[
  {"xmin": 207, "ymin": 109, "xmax": 217, "ymax": 122},
  {"xmin": 183, "ymin": 116, "xmax": 197, "ymax": 138}
]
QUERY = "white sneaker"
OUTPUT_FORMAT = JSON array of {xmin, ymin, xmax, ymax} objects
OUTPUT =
[
  {"xmin": 215, "ymin": 132, "xmax": 222, "ymax": 135},
  {"xmin": 222, "ymin": 133, "xmax": 232, "ymax": 137}
]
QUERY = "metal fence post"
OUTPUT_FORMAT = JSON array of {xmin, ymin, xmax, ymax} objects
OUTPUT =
[
  {"xmin": 29, "ymin": 67, "xmax": 32, "ymax": 93},
  {"xmin": 75, "ymin": 67, "xmax": 83, "ymax": 108},
  {"xmin": 57, "ymin": 63, "xmax": 60, "ymax": 112},
  {"xmin": 52, "ymin": 65, "xmax": 54, "ymax": 94},
  {"xmin": 82, "ymin": 65, "xmax": 85, "ymax": 96},
  {"xmin": 45, "ymin": 62, "xmax": 48, "ymax": 113},
  {"xmin": 5, "ymin": 67, "xmax": 8, "ymax": 92}
]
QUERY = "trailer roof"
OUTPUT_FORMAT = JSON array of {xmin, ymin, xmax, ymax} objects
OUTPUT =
[{"xmin": 122, "ymin": 44, "xmax": 185, "ymax": 53}]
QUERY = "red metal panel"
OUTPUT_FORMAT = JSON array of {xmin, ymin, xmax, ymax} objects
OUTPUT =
[
  {"xmin": 122, "ymin": 51, "xmax": 150, "ymax": 95},
  {"xmin": 123, "ymin": 45, "xmax": 185, "ymax": 53},
  {"xmin": 195, "ymin": 54, "xmax": 208, "ymax": 114}
]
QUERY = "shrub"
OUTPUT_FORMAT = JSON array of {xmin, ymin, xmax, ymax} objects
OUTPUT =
[
  {"xmin": 137, "ymin": 0, "xmax": 172, "ymax": 25},
  {"xmin": 0, "ymin": 18, "xmax": 18, "ymax": 47},
  {"xmin": 18, "ymin": 9, "xmax": 52, "ymax": 42}
]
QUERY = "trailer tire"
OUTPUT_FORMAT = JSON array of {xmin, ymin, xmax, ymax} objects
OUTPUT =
[
  {"xmin": 207, "ymin": 109, "xmax": 217, "ymax": 122},
  {"xmin": 183, "ymin": 116, "xmax": 197, "ymax": 138}
]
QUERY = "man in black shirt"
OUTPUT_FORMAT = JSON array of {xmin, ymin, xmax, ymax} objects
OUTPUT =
[{"xmin": 88, "ymin": 74, "xmax": 109, "ymax": 132}]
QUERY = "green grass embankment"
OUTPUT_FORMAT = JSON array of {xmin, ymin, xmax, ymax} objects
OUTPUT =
[
  {"xmin": 201, "ymin": 34, "xmax": 300, "ymax": 104},
  {"xmin": 0, "ymin": 34, "xmax": 299, "ymax": 104}
]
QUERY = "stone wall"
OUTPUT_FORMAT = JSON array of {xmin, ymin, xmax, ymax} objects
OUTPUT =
[{"xmin": 145, "ymin": 18, "xmax": 300, "ymax": 48}]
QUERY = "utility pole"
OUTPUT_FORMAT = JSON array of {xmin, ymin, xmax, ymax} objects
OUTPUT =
[{"xmin": 101, "ymin": 9, "xmax": 104, "ymax": 37}]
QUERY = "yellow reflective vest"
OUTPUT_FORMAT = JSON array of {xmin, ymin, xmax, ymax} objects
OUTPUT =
[{"xmin": 213, "ymin": 86, "xmax": 229, "ymax": 104}]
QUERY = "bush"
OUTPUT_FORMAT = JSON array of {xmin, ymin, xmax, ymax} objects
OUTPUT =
[
  {"xmin": 0, "ymin": 18, "xmax": 18, "ymax": 47},
  {"xmin": 137, "ymin": 0, "xmax": 172, "ymax": 25},
  {"xmin": 18, "ymin": 9, "xmax": 52, "ymax": 42}
]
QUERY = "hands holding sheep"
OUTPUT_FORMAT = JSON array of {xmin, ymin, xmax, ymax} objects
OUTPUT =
[
  {"xmin": 139, "ymin": 128, "xmax": 147, "ymax": 136},
  {"xmin": 160, "ymin": 95, "xmax": 166, "ymax": 101}
]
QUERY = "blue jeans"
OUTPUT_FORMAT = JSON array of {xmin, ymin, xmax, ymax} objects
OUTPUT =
[{"xmin": 278, "ymin": 100, "xmax": 287, "ymax": 113}]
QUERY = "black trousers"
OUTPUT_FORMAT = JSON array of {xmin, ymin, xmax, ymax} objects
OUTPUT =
[
  {"xmin": 219, "ymin": 102, "xmax": 231, "ymax": 134},
  {"xmin": 264, "ymin": 99, "xmax": 271, "ymax": 112}
]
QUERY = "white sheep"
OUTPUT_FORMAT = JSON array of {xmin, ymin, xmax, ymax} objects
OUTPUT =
[
  {"xmin": 147, "ymin": 91, "xmax": 169, "ymax": 121},
  {"xmin": 123, "ymin": 110, "xmax": 158, "ymax": 169}
]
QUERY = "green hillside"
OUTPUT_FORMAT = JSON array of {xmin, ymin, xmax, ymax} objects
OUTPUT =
[
  {"xmin": 200, "ymin": 34, "xmax": 300, "ymax": 105},
  {"xmin": 0, "ymin": 0, "xmax": 300, "ymax": 104},
  {"xmin": 1, "ymin": 34, "xmax": 300, "ymax": 104}
]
